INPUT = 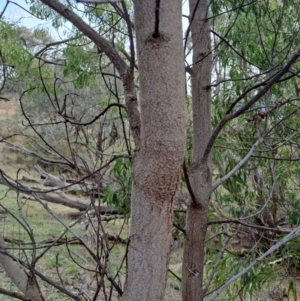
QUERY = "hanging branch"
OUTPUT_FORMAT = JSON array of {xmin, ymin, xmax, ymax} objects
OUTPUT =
[
  {"xmin": 206, "ymin": 225, "xmax": 300, "ymax": 301},
  {"xmin": 202, "ymin": 48, "xmax": 300, "ymax": 164},
  {"xmin": 40, "ymin": 0, "xmax": 141, "ymax": 148}
]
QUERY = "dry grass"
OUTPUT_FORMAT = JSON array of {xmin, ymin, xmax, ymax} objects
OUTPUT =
[
  {"xmin": 0, "ymin": 184, "xmax": 184, "ymax": 300},
  {"xmin": 0, "ymin": 188, "xmax": 128, "ymax": 300},
  {"xmin": 0, "ymin": 97, "xmax": 18, "ymax": 117}
]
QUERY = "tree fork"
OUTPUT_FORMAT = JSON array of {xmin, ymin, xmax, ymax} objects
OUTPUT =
[{"xmin": 182, "ymin": 0, "xmax": 212, "ymax": 300}]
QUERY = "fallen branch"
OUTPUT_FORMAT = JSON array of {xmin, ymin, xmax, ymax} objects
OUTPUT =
[
  {"xmin": 22, "ymin": 193, "xmax": 118, "ymax": 214},
  {"xmin": 22, "ymin": 176, "xmax": 103, "ymax": 197},
  {"xmin": 34, "ymin": 165, "xmax": 64, "ymax": 187},
  {"xmin": 0, "ymin": 170, "xmax": 118, "ymax": 213}
]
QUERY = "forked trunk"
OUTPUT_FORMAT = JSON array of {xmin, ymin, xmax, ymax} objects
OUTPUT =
[
  {"xmin": 121, "ymin": 1, "xmax": 186, "ymax": 300},
  {"xmin": 182, "ymin": 0, "xmax": 212, "ymax": 300}
]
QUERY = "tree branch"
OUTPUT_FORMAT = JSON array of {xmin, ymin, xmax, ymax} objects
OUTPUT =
[
  {"xmin": 202, "ymin": 48, "xmax": 300, "ymax": 163},
  {"xmin": 0, "ymin": 237, "xmax": 43, "ymax": 301},
  {"xmin": 0, "ymin": 287, "xmax": 32, "ymax": 301},
  {"xmin": 208, "ymin": 219, "xmax": 290, "ymax": 234},
  {"xmin": 39, "ymin": 0, "xmax": 127, "ymax": 75},
  {"xmin": 34, "ymin": 36, "xmax": 79, "ymax": 57},
  {"xmin": 183, "ymin": 160, "xmax": 200, "ymax": 208},
  {"xmin": 39, "ymin": 0, "xmax": 141, "ymax": 148},
  {"xmin": 206, "ymin": 226, "xmax": 300, "ymax": 301},
  {"xmin": 212, "ymin": 136, "xmax": 264, "ymax": 191},
  {"xmin": 203, "ymin": 235, "xmax": 231, "ymax": 295}
]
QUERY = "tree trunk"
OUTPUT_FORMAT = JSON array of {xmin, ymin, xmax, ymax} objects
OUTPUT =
[
  {"xmin": 182, "ymin": 0, "xmax": 212, "ymax": 300},
  {"xmin": 0, "ymin": 236, "xmax": 43, "ymax": 301},
  {"xmin": 121, "ymin": 1, "xmax": 186, "ymax": 300}
]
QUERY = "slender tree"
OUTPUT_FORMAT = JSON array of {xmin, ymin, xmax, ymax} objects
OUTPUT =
[{"xmin": 182, "ymin": 0, "xmax": 212, "ymax": 300}]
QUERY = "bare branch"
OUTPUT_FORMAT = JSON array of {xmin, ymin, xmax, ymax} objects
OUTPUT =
[
  {"xmin": 208, "ymin": 219, "xmax": 290, "ymax": 234},
  {"xmin": 34, "ymin": 37, "xmax": 80, "ymax": 57},
  {"xmin": 39, "ymin": 0, "xmax": 127, "ymax": 75},
  {"xmin": 0, "ymin": 136, "xmax": 70, "ymax": 167},
  {"xmin": 0, "ymin": 1, "xmax": 9, "ymax": 19},
  {"xmin": 38, "ymin": 0, "xmax": 141, "ymax": 148},
  {"xmin": 0, "ymin": 287, "xmax": 32, "ymax": 301},
  {"xmin": 203, "ymin": 235, "xmax": 231, "ymax": 295}
]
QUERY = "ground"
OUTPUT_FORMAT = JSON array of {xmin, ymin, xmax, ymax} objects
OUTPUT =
[{"xmin": 0, "ymin": 96, "xmax": 297, "ymax": 301}]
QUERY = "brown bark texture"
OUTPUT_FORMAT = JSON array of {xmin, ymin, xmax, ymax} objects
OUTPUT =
[
  {"xmin": 182, "ymin": 0, "xmax": 212, "ymax": 300},
  {"xmin": 121, "ymin": 1, "xmax": 186, "ymax": 300}
]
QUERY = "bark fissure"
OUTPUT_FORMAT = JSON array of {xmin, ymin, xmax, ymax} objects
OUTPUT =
[
  {"xmin": 153, "ymin": 0, "xmax": 161, "ymax": 38},
  {"xmin": 183, "ymin": 160, "xmax": 200, "ymax": 208}
]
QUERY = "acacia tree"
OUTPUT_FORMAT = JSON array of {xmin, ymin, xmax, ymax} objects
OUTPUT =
[{"xmin": 1, "ymin": 0, "xmax": 300, "ymax": 301}]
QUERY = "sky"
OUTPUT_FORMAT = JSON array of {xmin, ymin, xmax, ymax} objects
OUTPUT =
[
  {"xmin": 1, "ymin": 0, "xmax": 49, "ymax": 28},
  {"xmin": 1, "ymin": 0, "xmax": 189, "ymax": 33},
  {"xmin": 1, "ymin": 0, "xmax": 190, "ymax": 61}
]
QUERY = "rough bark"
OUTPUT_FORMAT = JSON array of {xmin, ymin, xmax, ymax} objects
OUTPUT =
[
  {"xmin": 0, "ymin": 236, "xmax": 43, "ymax": 301},
  {"xmin": 121, "ymin": 1, "xmax": 186, "ymax": 300},
  {"xmin": 182, "ymin": 0, "xmax": 212, "ymax": 300}
]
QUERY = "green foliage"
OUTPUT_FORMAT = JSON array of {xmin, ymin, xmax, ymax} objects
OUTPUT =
[
  {"xmin": 0, "ymin": 21, "xmax": 32, "ymax": 82},
  {"xmin": 103, "ymin": 157, "xmax": 131, "ymax": 214},
  {"xmin": 240, "ymin": 263, "xmax": 278, "ymax": 299},
  {"xmin": 62, "ymin": 39, "xmax": 99, "ymax": 88}
]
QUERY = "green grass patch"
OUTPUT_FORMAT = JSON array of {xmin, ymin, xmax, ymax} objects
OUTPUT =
[{"xmin": 0, "ymin": 185, "xmax": 131, "ymax": 300}]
